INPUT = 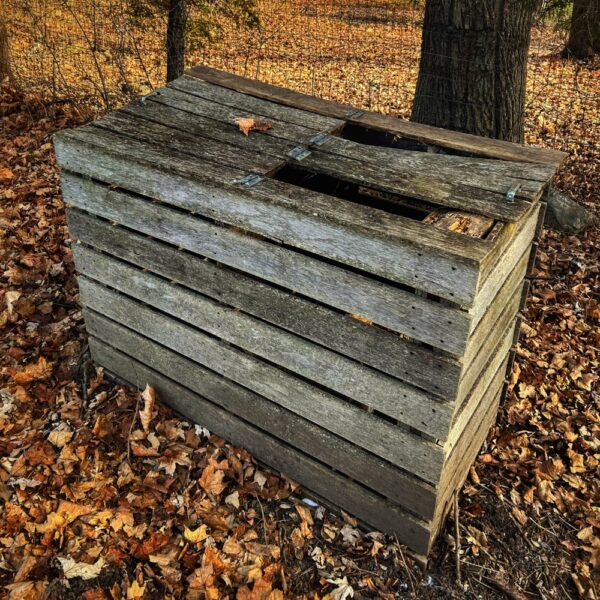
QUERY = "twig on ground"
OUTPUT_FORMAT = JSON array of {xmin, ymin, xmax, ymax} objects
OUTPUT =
[{"xmin": 454, "ymin": 492, "xmax": 462, "ymax": 586}]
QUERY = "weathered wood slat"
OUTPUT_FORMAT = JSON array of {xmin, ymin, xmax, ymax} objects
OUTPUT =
[
  {"xmin": 470, "ymin": 205, "xmax": 540, "ymax": 328},
  {"xmin": 186, "ymin": 65, "xmax": 566, "ymax": 168},
  {"xmin": 85, "ymin": 310, "xmax": 438, "ymax": 519},
  {"xmin": 67, "ymin": 210, "xmax": 461, "ymax": 398},
  {"xmin": 449, "ymin": 326, "xmax": 514, "ymax": 452},
  {"xmin": 89, "ymin": 336, "xmax": 433, "ymax": 554},
  {"xmin": 311, "ymin": 135, "xmax": 553, "ymax": 193},
  {"xmin": 170, "ymin": 75, "xmax": 344, "ymax": 133},
  {"xmin": 79, "ymin": 278, "xmax": 445, "ymax": 482},
  {"xmin": 55, "ymin": 129, "xmax": 484, "ymax": 307},
  {"xmin": 299, "ymin": 146, "xmax": 534, "ymax": 223},
  {"xmin": 463, "ymin": 250, "xmax": 529, "ymax": 369},
  {"xmin": 126, "ymin": 92, "xmax": 312, "ymax": 148},
  {"xmin": 458, "ymin": 284, "xmax": 521, "ymax": 405},
  {"xmin": 73, "ymin": 244, "xmax": 452, "ymax": 434},
  {"xmin": 61, "ymin": 176, "xmax": 471, "ymax": 354},
  {"xmin": 432, "ymin": 380, "xmax": 506, "ymax": 537}
]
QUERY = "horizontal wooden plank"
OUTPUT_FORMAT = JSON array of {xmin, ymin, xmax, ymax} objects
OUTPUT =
[
  {"xmin": 312, "ymin": 135, "xmax": 554, "ymax": 192},
  {"xmin": 126, "ymin": 90, "xmax": 313, "ymax": 148},
  {"xmin": 478, "ymin": 202, "xmax": 539, "ymax": 288},
  {"xmin": 55, "ymin": 128, "xmax": 482, "ymax": 307},
  {"xmin": 67, "ymin": 210, "xmax": 461, "ymax": 398},
  {"xmin": 78, "ymin": 278, "xmax": 445, "ymax": 483},
  {"xmin": 88, "ymin": 337, "xmax": 433, "ymax": 554},
  {"xmin": 170, "ymin": 74, "xmax": 344, "ymax": 133},
  {"xmin": 73, "ymin": 245, "xmax": 452, "ymax": 436},
  {"xmin": 59, "ymin": 174, "xmax": 471, "ymax": 354},
  {"xmin": 299, "ymin": 146, "xmax": 533, "ymax": 223},
  {"xmin": 186, "ymin": 65, "xmax": 566, "ymax": 168},
  {"xmin": 86, "ymin": 310, "xmax": 438, "ymax": 519}
]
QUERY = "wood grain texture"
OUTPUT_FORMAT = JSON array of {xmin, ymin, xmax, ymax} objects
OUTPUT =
[
  {"xmin": 73, "ymin": 244, "xmax": 453, "ymax": 436},
  {"xmin": 54, "ymin": 121, "xmax": 485, "ymax": 305},
  {"xmin": 458, "ymin": 284, "xmax": 522, "ymax": 405},
  {"xmin": 185, "ymin": 65, "xmax": 566, "ymax": 168},
  {"xmin": 60, "ymin": 175, "xmax": 472, "ymax": 354},
  {"xmin": 123, "ymin": 91, "xmax": 532, "ymax": 222},
  {"xmin": 88, "ymin": 336, "xmax": 433, "ymax": 554},
  {"xmin": 67, "ymin": 209, "xmax": 461, "ymax": 398},
  {"xmin": 78, "ymin": 277, "xmax": 445, "ymax": 483},
  {"xmin": 470, "ymin": 205, "xmax": 540, "ymax": 328},
  {"xmin": 85, "ymin": 309, "xmax": 438, "ymax": 519}
]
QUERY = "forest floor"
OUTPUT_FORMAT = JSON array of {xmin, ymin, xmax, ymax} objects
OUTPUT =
[{"xmin": 0, "ymin": 52, "xmax": 599, "ymax": 600}]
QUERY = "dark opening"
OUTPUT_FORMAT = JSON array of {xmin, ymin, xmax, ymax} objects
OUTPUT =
[
  {"xmin": 337, "ymin": 122, "xmax": 430, "ymax": 151},
  {"xmin": 272, "ymin": 163, "xmax": 432, "ymax": 220}
]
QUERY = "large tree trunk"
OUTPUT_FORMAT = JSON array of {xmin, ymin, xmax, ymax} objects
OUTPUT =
[
  {"xmin": 411, "ymin": 0, "xmax": 540, "ymax": 143},
  {"xmin": 166, "ymin": 0, "xmax": 187, "ymax": 82},
  {"xmin": 563, "ymin": 0, "xmax": 600, "ymax": 59},
  {"xmin": 0, "ymin": 17, "xmax": 12, "ymax": 82}
]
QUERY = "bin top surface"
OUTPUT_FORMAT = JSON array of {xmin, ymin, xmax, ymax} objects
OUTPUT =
[{"xmin": 56, "ymin": 66, "xmax": 565, "ymax": 268}]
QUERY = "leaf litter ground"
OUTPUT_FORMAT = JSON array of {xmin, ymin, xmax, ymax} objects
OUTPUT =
[{"xmin": 0, "ymin": 85, "xmax": 598, "ymax": 599}]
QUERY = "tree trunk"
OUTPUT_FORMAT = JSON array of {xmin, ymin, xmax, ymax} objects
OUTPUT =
[
  {"xmin": 166, "ymin": 0, "xmax": 187, "ymax": 82},
  {"xmin": 411, "ymin": 0, "xmax": 540, "ymax": 143},
  {"xmin": 563, "ymin": 0, "xmax": 600, "ymax": 59},
  {"xmin": 0, "ymin": 17, "xmax": 12, "ymax": 82}
]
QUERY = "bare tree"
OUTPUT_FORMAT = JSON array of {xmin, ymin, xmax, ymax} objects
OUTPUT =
[
  {"xmin": 0, "ymin": 16, "xmax": 12, "ymax": 82},
  {"xmin": 563, "ymin": 0, "xmax": 599, "ymax": 58},
  {"xmin": 411, "ymin": 0, "xmax": 542, "ymax": 143}
]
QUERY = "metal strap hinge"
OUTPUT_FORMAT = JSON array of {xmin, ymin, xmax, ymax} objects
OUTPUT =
[
  {"xmin": 237, "ymin": 174, "xmax": 264, "ymax": 187},
  {"xmin": 506, "ymin": 184, "xmax": 522, "ymax": 203},
  {"xmin": 309, "ymin": 132, "xmax": 330, "ymax": 146},
  {"xmin": 287, "ymin": 146, "xmax": 312, "ymax": 161}
]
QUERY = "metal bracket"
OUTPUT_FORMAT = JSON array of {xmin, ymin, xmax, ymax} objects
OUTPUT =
[
  {"xmin": 505, "ymin": 184, "xmax": 522, "ymax": 203},
  {"xmin": 139, "ymin": 90, "xmax": 160, "ymax": 104},
  {"xmin": 287, "ymin": 146, "xmax": 312, "ymax": 161},
  {"xmin": 346, "ymin": 108, "xmax": 365, "ymax": 119},
  {"xmin": 237, "ymin": 173, "xmax": 264, "ymax": 187},
  {"xmin": 309, "ymin": 132, "xmax": 330, "ymax": 146}
]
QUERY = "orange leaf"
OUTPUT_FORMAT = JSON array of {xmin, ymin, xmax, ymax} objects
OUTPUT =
[
  {"xmin": 235, "ymin": 117, "xmax": 273, "ymax": 136},
  {"xmin": 0, "ymin": 167, "xmax": 14, "ymax": 181},
  {"xmin": 12, "ymin": 356, "xmax": 54, "ymax": 384}
]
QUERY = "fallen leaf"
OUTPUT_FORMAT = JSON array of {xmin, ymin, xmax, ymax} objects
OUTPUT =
[
  {"xmin": 12, "ymin": 356, "xmax": 54, "ymax": 384},
  {"xmin": 199, "ymin": 459, "xmax": 227, "ymax": 497},
  {"xmin": 58, "ymin": 556, "xmax": 105, "ymax": 580},
  {"xmin": 235, "ymin": 117, "xmax": 273, "ymax": 136},
  {"xmin": 139, "ymin": 384, "xmax": 155, "ymax": 433},
  {"xmin": 0, "ymin": 167, "xmax": 15, "ymax": 181},
  {"xmin": 184, "ymin": 524, "xmax": 209, "ymax": 544}
]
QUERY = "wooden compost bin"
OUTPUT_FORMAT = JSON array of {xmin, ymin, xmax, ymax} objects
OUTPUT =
[{"xmin": 54, "ymin": 66, "xmax": 565, "ymax": 559}]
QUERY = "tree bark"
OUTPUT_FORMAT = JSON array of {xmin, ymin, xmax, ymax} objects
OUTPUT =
[
  {"xmin": 166, "ymin": 0, "xmax": 187, "ymax": 82},
  {"xmin": 563, "ymin": 0, "xmax": 600, "ymax": 59},
  {"xmin": 411, "ymin": 0, "xmax": 541, "ymax": 143},
  {"xmin": 0, "ymin": 17, "xmax": 12, "ymax": 83}
]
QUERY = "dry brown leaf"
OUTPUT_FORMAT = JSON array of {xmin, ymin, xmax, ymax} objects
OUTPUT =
[
  {"xmin": 199, "ymin": 459, "xmax": 227, "ymax": 497},
  {"xmin": 235, "ymin": 117, "xmax": 273, "ymax": 136},
  {"xmin": 139, "ymin": 384, "xmax": 155, "ymax": 433},
  {"xmin": 12, "ymin": 356, "xmax": 54, "ymax": 384}
]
